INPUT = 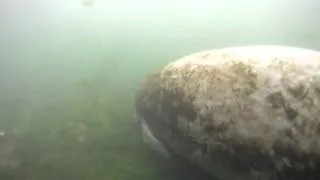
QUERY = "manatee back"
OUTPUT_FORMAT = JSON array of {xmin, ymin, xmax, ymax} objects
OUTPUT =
[{"xmin": 135, "ymin": 45, "xmax": 320, "ymax": 180}]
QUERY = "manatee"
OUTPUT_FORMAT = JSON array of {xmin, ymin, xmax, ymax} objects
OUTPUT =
[{"xmin": 135, "ymin": 45, "xmax": 320, "ymax": 180}]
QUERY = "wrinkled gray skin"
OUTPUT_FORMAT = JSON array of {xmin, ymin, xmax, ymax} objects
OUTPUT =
[{"xmin": 135, "ymin": 45, "xmax": 320, "ymax": 180}]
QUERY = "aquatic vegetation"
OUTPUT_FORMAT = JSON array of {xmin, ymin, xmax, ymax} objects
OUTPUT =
[{"xmin": 0, "ymin": 77, "xmax": 213, "ymax": 180}]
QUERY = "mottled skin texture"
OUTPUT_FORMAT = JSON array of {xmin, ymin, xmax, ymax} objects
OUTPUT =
[{"xmin": 135, "ymin": 46, "xmax": 320, "ymax": 180}]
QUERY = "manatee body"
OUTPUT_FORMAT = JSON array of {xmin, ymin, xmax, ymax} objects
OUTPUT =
[{"xmin": 135, "ymin": 45, "xmax": 320, "ymax": 180}]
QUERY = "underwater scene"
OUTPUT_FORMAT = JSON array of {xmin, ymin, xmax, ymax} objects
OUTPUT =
[{"xmin": 1, "ymin": 0, "xmax": 320, "ymax": 179}]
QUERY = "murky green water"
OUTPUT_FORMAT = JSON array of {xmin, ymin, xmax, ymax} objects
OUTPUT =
[{"xmin": 1, "ymin": 0, "xmax": 320, "ymax": 179}]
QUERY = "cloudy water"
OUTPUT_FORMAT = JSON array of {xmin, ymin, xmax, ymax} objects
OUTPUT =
[{"xmin": 1, "ymin": 0, "xmax": 320, "ymax": 179}]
